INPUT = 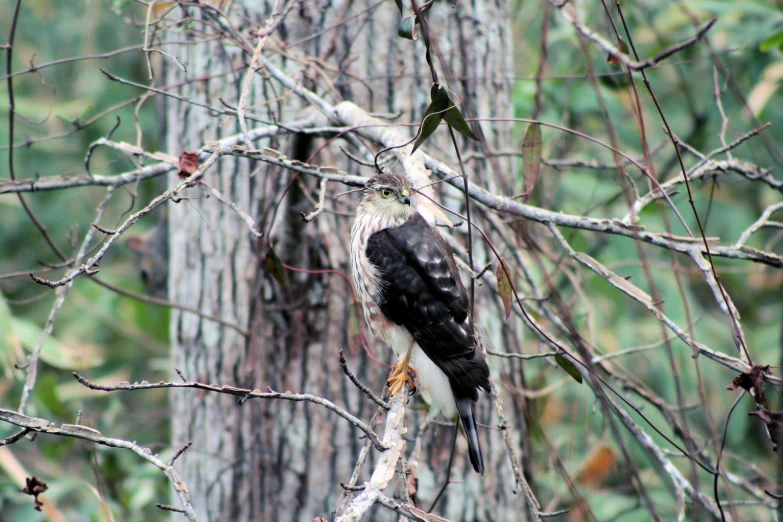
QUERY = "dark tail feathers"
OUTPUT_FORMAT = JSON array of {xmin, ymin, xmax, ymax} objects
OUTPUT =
[{"xmin": 456, "ymin": 397, "xmax": 484, "ymax": 474}]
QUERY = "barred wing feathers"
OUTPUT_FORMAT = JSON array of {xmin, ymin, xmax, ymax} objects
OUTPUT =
[{"xmin": 365, "ymin": 213, "xmax": 490, "ymax": 473}]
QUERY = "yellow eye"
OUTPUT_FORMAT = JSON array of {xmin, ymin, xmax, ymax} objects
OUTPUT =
[{"xmin": 380, "ymin": 188, "xmax": 393, "ymax": 198}]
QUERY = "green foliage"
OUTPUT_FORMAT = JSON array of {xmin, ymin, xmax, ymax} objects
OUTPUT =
[
  {"xmin": 0, "ymin": 2, "xmax": 168, "ymax": 520},
  {"xmin": 508, "ymin": 1, "xmax": 783, "ymax": 519}
]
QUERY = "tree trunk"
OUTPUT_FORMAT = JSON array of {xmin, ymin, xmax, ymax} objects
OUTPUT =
[{"xmin": 163, "ymin": 1, "xmax": 520, "ymax": 520}]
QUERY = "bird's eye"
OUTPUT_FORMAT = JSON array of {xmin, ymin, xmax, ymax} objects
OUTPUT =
[{"xmin": 380, "ymin": 188, "xmax": 393, "ymax": 198}]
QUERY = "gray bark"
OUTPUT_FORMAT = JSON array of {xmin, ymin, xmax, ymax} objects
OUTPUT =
[{"xmin": 163, "ymin": 1, "xmax": 521, "ymax": 520}]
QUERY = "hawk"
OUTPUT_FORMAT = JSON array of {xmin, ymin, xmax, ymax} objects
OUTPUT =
[{"xmin": 350, "ymin": 173, "xmax": 491, "ymax": 474}]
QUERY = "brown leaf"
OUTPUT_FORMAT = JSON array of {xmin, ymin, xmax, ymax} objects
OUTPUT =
[
  {"xmin": 521, "ymin": 123, "xmax": 542, "ymax": 202},
  {"xmin": 495, "ymin": 261, "xmax": 512, "ymax": 321},
  {"xmin": 577, "ymin": 444, "xmax": 616, "ymax": 488},
  {"xmin": 21, "ymin": 476, "xmax": 48, "ymax": 512},
  {"xmin": 152, "ymin": 1, "xmax": 177, "ymax": 20},
  {"xmin": 726, "ymin": 364, "xmax": 770, "ymax": 408},
  {"xmin": 178, "ymin": 151, "xmax": 200, "ymax": 179},
  {"xmin": 748, "ymin": 409, "xmax": 783, "ymax": 453}
]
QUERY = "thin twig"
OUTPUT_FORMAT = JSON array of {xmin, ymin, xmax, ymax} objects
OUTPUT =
[
  {"xmin": 0, "ymin": 408, "xmax": 199, "ymax": 522},
  {"xmin": 18, "ymin": 188, "xmax": 116, "ymax": 413},
  {"xmin": 72, "ymin": 373, "xmax": 388, "ymax": 451},
  {"xmin": 339, "ymin": 349, "xmax": 390, "ymax": 410}
]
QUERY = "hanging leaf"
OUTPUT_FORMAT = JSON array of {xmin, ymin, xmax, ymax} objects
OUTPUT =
[
  {"xmin": 555, "ymin": 353, "xmax": 582, "ymax": 384},
  {"xmin": 607, "ymin": 38, "xmax": 629, "ymax": 65},
  {"xmin": 178, "ymin": 151, "xmax": 200, "ymax": 179},
  {"xmin": 521, "ymin": 123, "xmax": 542, "ymax": 201},
  {"xmin": 264, "ymin": 244, "xmax": 287, "ymax": 287},
  {"xmin": 495, "ymin": 261, "xmax": 512, "ymax": 321},
  {"xmin": 443, "ymin": 105, "xmax": 479, "ymax": 141},
  {"xmin": 442, "ymin": 88, "xmax": 480, "ymax": 141},
  {"xmin": 396, "ymin": 2, "xmax": 432, "ymax": 39},
  {"xmin": 411, "ymin": 84, "xmax": 450, "ymax": 153},
  {"xmin": 398, "ymin": 15, "xmax": 419, "ymax": 40}
]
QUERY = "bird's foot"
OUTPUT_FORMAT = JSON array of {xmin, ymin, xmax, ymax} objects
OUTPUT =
[{"xmin": 387, "ymin": 357, "xmax": 417, "ymax": 396}]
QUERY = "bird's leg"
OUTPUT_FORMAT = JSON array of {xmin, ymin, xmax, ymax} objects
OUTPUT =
[{"xmin": 387, "ymin": 347, "xmax": 417, "ymax": 396}]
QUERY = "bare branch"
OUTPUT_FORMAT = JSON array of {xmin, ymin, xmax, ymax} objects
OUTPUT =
[
  {"xmin": 736, "ymin": 202, "xmax": 783, "ymax": 247},
  {"xmin": 552, "ymin": 3, "xmax": 715, "ymax": 71},
  {"xmin": 72, "ymin": 373, "xmax": 388, "ymax": 451},
  {"xmin": 547, "ymin": 224, "xmax": 767, "ymax": 381},
  {"xmin": 0, "ymin": 407, "xmax": 199, "ymax": 522},
  {"xmin": 18, "ymin": 188, "xmax": 116, "ymax": 414},
  {"xmin": 334, "ymin": 389, "xmax": 408, "ymax": 521}
]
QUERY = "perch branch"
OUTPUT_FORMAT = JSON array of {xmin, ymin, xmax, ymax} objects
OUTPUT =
[{"xmin": 334, "ymin": 389, "xmax": 408, "ymax": 522}]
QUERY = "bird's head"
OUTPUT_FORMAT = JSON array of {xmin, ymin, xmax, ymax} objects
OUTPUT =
[{"xmin": 357, "ymin": 173, "xmax": 415, "ymax": 222}]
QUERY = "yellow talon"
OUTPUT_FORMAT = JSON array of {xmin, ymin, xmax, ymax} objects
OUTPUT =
[{"xmin": 387, "ymin": 349, "xmax": 417, "ymax": 395}]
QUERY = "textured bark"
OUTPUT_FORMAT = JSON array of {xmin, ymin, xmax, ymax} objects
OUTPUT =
[{"xmin": 163, "ymin": 1, "xmax": 521, "ymax": 520}]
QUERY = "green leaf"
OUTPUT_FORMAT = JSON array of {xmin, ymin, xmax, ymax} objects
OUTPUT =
[
  {"xmin": 396, "ymin": 1, "xmax": 432, "ymax": 38},
  {"xmin": 412, "ymin": 84, "xmax": 450, "ymax": 153},
  {"xmin": 442, "ymin": 88, "xmax": 480, "ymax": 141},
  {"xmin": 13, "ymin": 318, "xmax": 104, "ymax": 369},
  {"xmin": 57, "ymin": 113, "xmax": 77, "ymax": 126},
  {"xmin": 264, "ymin": 244, "xmax": 287, "ymax": 287},
  {"xmin": 555, "ymin": 353, "xmax": 583, "ymax": 384},
  {"xmin": 496, "ymin": 261, "xmax": 513, "ymax": 321},
  {"xmin": 398, "ymin": 15, "xmax": 418, "ymax": 40},
  {"xmin": 760, "ymin": 31, "xmax": 783, "ymax": 52},
  {"xmin": 521, "ymin": 123, "xmax": 542, "ymax": 202}
]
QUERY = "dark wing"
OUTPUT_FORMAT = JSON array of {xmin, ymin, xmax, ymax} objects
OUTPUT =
[{"xmin": 365, "ymin": 213, "xmax": 490, "ymax": 399}]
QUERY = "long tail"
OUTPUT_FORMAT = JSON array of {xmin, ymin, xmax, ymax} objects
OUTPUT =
[{"xmin": 456, "ymin": 397, "xmax": 484, "ymax": 474}]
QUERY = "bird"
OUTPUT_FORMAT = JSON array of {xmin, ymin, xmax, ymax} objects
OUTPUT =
[{"xmin": 350, "ymin": 172, "xmax": 491, "ymax": 474}]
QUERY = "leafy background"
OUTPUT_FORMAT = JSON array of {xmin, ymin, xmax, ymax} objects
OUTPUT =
[{"xmin": 1, "ymin": 0, "xmax": 783, "ymax": 520}]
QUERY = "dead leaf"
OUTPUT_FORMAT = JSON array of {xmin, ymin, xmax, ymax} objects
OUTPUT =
[
  {"xmin": 726, "ymin": 364, "xmax": 770, "ymax": 407},
  {"xmin": 152, "ymin": 1, "xmax": 177, "ymax": 20},
  {"xmin": 178, "ymin": 151, "xmax": 200, "ymax": 179},
  {"xmin": 748, "ymin": 409, "xmax": 783, "ymax": 453},
  {"xmin": 21, "ymin": 476, "xmax": 48, "ymax": 512},
  {"xmin": 495, "ymin": 261, "xmax": 512, "ymax": 321},
  {"xmin": 577, "ymin": 444, "xmax": 616, "ymax": 488},
  {"xmin": 521, "ymin": 123, "xmax": 542, "ymax": 202}
]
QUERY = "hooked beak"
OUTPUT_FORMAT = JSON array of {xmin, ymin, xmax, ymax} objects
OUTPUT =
[{"xmin": 400, "ymin": 194, "xmax": 411, "ymax": 206}]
